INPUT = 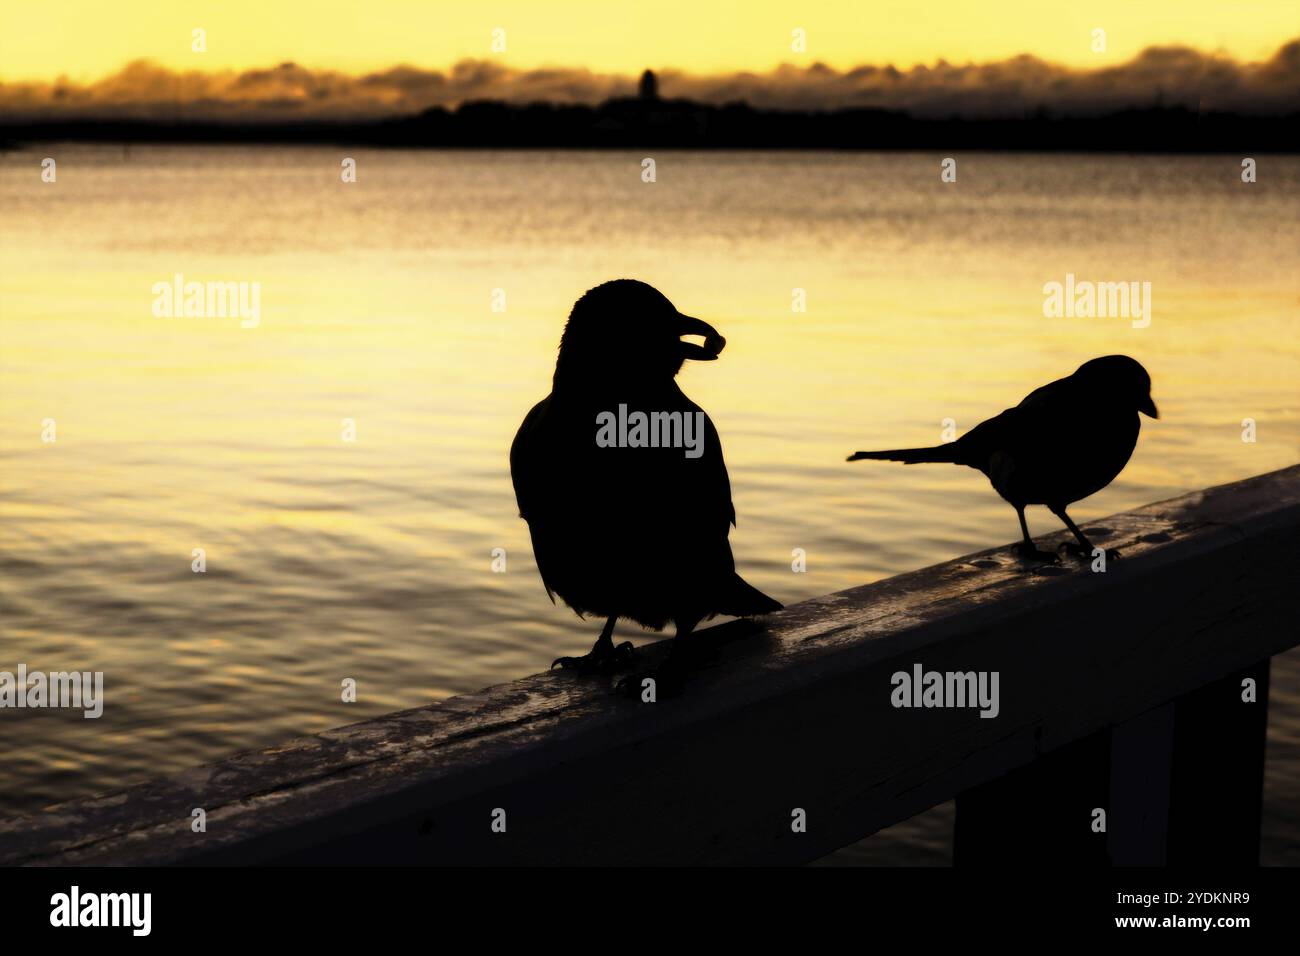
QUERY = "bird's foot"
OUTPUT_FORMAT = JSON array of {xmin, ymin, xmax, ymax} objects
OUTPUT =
[
  {"xmin": 1012, "ymin": 541, "xmax": 1059, "ymax": 563},
  {"xmin": 615, "ymin": 660, "xmax": 688, "ymax": 700},
  {"xmin": 551, "ymin": 641, "xmax": 634, "ymax": 675},
  {"xmin": 1059, "ymin": 542, "xmax": 1121, "ymax": 562}
]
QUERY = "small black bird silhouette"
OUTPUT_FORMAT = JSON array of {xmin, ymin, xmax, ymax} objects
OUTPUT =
[
  {"xmin": 511, "ymin": 279, "xmax": 781, "ymax": 693},
  {"xmin": 847, "ymin": 355, "xmax": 1158, "ymax": 561}
]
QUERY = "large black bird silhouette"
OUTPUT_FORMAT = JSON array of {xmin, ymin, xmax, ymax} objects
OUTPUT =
[
  {"xmin": 511, "ymin": 279, "xmax": 781, "ymax": 693},
  {"xmin": 848, "ymin": 355, "xmax": 1158, "ymax": 561}
]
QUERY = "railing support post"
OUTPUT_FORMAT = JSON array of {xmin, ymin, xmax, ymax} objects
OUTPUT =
[
  {"xmin": 954, "ymin": 729, "xmax": 1112, "ymax": 866},
  {"xmin": 1166, "ymin": 658, "xmax": 1271, "ymax": 866},
  {"xmin": 1106, "ymin": 702, "xmax": 1176, "ymax": 864}
]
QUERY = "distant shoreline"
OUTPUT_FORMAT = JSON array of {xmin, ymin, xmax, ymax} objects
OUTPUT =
[{"xmin": 3, "ymin": 97, "xmax": 1297, "ymax": 151}]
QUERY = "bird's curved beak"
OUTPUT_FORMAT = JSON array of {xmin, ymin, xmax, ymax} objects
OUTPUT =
[
  {"xmin": 1139, "ymin": 394, "xmax": 1159, "ymax": 418},
  {"xmin": 676, "ymin": 313, "xmax": 726, "ymax": 361}
]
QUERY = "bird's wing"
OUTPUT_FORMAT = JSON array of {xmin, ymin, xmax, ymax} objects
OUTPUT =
[
  {"xmin": 509, "ymin": 396, "xmax": 550, "ymax": 523},
  {"xmin": 692, "ymin": 399, "xmax": 737, "ymax": 531},
  {"xmin": 639, "ymin": 394, "xmax": 739, "ymax": 584},
  {"xmin": 607, "ymin": 389, "xmax": 735, "ymax": 538},
  {"xmin": 510, "ymin": 386, "xmax": 742, "ymax": 615},
  {"xmin": 954, "ymin": 374, "xmax": 1074, "ymax": 466},
  {"xmin": 510, "ymin": 396, "xmax": 562, "ymax": 602},
  {"xmin": 1015, "ymin": 374, "xmax": 1077, "ymax": 419},
  {"xmin": 950, "ymin": 406, "xmax": 1021, "ymax": 466}
]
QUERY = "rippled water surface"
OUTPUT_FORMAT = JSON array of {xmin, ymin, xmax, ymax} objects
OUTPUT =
[{"xmin": 1, "ymin": 147, "xmax": 1297, "ymax": 858}]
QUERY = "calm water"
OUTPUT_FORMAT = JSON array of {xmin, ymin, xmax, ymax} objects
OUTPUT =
[{"xmin": 1, "ymin": 147, "xmax": 1298, "ymax": 859}]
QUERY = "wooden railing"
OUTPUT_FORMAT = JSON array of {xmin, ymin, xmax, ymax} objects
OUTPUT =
[{"xmin": 2, "ymin": 465, "xmax": 1296, "ymax": 866}]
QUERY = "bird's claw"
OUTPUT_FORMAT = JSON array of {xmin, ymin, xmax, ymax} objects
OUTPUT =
[
  {"xmin": 551, "ymin": 641, "xmax": 635, "ymax": 675},
  {"xmin": 1012, "ymin": 542, "xmax": 1059, "ymax": 563}
]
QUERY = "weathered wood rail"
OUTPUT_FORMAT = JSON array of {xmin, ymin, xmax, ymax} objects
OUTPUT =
[{"xmin": 2, "ymin": 466, "xmax": 1297, "ymax": 866}]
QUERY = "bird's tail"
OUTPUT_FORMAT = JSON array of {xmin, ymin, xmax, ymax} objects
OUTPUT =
[
  {"xmin": 846, "ymin": 445, "xmax": 959, "ymax": 465},
  {"xmin": 719, "ymin": 574, "xmax": 783, "ymax": 617}
]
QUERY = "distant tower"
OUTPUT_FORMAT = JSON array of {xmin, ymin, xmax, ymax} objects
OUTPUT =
[{"xmin": 639, "ymin": 69, "xmax": 659, "ymax": 102}]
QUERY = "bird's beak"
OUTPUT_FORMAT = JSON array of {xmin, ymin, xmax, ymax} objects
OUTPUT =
[
  {"xmin": 1139, "ymin": 394, "xmax": 1159, "ymax": 418},
  {"xmin": 676, "ymin": 313, "xmax": 726, "ymax": 361}
]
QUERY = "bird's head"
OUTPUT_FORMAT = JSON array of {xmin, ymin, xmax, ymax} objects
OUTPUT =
[
  {"xmin": 1076, "ymin": 355, "xmax": 1159, "ymax": 418},
  {"xmin": 554, "ymin": 279, "xmax": 725, "ymax": 385}
]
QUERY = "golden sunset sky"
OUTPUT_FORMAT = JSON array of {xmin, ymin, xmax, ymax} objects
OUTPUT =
[{"xmin": 2, "ymin": 0, "xmax": 1298, "ymax": 81}]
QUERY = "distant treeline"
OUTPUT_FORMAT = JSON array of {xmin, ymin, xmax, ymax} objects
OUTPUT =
[{"xmin": 3, "ymin": 96, "xmax": 1297, "ymax": 151}]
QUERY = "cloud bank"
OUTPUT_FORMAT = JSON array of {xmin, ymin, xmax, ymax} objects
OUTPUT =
[{"xmin": 2, "ymin": 40, "xmax": 1297, "ymax": 122}]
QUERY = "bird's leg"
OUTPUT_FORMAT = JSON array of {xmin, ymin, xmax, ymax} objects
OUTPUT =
[
  {"xmin": 1052, "ymin": 507, "xmax": 1120, "ymax": 561},
  {"xmin": 616, "ymin": 617, "xmax": 699, "ymax": 699},
  {"xmin": 1011, "ymin": 506, "xmax": 1058, "ymax": 562},
  {"xmin": 551, "ymin": 616, "xmax": 634, "ymax": 674}
]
